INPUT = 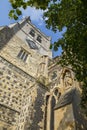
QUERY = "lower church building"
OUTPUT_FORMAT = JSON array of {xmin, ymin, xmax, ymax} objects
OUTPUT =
[{"xmin": 0, "ymin": 17, "xmax": 87, "ymax": 130}]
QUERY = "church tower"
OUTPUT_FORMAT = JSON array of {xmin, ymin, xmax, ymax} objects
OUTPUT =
[{"xmin": 0, "ymin": 17, "xmax": 52, "ymax": 130}]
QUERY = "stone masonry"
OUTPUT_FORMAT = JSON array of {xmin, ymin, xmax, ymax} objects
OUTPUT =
[{"xmin": 0, "ymin": 17, "xmax": 87, "ymax": 130}]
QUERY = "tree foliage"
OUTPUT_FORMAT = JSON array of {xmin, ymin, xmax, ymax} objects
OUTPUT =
[
  {"xmin": 9, "ymin": 0, "xmax": 50, "ymax": 20},
  {"xmin": 9, "ymin": 0, "xmax": 87, "ymax": 113},
  {"xmin": 44, "ymin": 0, "xmax": 87, "ymax": 113}
]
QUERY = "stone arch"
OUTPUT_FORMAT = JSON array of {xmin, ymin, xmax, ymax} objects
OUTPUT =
[
  {"xmin": 61, "ymin": 68, "xmax": 74, "ymax": 92},
  {"xmin": 44, "ymin": 95, "xmax": 56, "ymax": 130},
  {"xmin": 44, "ymin": 88, "xmax": 60, "ymax": 130},
  {"xmin": 62, "ymin": 68, "xmax": 71, "ymax": 77}
]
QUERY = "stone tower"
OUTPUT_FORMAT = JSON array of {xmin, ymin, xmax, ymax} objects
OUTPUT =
[{"xmin": 0, "ymin": 17, "xmax": 87, "ymax": 130}]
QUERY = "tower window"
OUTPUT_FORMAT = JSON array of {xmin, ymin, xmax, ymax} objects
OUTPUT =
[
  {"xmin": 17, "ymin": 49, "xmax": 28, "ymax": 62},
  {"xmin": 29, "ymin": 29, "xmax": 35, "ymax": 37},
  {"xmin": 37, "ymin": 35, "xmax": 42, "ymax": 43}
]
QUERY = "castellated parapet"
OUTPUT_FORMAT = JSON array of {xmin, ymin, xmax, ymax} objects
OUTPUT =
[{"xmin": 0, "ymin": 17, "xmax": 87, "ymax": 130}]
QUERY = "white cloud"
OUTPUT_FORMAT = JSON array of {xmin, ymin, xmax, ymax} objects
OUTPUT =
[{"xmin": 22, "ymin": 7, "xmax": 44, "ymax": 25}]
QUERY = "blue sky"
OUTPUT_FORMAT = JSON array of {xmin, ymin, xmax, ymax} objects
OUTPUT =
[{"xmin": 0, "ymin": 0, "xmax": 65, "ymax": 57}]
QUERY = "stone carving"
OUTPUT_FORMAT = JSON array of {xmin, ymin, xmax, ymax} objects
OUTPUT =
[
  {"xmin": 63, "ymin": 70, "xmax": 73, "ymax": 91},
  {"xmin": 54, "ymin": 69, "xmax": 74, "ymax": 109}
]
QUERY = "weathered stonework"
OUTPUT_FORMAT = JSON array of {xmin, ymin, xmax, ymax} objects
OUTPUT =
[{"xmin": 0, "ymin": 17, "xmax": 87, "ymax": 130}]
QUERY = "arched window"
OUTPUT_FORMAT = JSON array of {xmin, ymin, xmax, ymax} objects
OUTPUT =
[
  {"xmin": 29, "ymin": 29, "xmax": 35, "ymax": 37},
  {"xmin": 44, "ymin": 95, "xmax": 56, "ymax": 130},
  {"xmin": 37, "ymin": 35, "xmax": 42, "ymax": 43}
]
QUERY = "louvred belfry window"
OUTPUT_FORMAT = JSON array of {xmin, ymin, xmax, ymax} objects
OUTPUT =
[
  {"xmin": 17, "ymin": 49, "xmax": 28, "ymax": 62},
  {"xmin": 29, "ymin": 29, "xmax": 35, "ymax": 37},
  {"xmin": 37, "ymin": 35, "xmax": 42, "ymax": 43}
]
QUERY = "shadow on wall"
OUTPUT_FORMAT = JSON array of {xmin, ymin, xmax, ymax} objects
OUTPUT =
[
  {"xmin": 0, "ymin": 18, "xmax": 28, "ymax": 50},
  {"xmin": 56, "ymin": 88, "xmax": 87, "ymax": 130},
  {"xmin": 72, "ymin": 90, "xmax": 87, "ymax": 130},
  {"xmin": 0, "ymin": 26, "xmax": 14, "ymax": 50},
  {"xmin": 26, "ymin": 86, "xmax": 46, "ymax": 130}
]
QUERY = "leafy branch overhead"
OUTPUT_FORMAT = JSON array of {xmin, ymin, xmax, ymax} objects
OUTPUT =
[
  {"xmin": 9, "ymin": 0, "xmax": 50, "ymax": 20},
  {"xmin": 9, "ymin": 0, "xmax": 87, "ymax": 113}
]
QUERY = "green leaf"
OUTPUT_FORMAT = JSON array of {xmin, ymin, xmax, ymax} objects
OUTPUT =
[
  {"xmin": 50, "ymin": 44, "xmax": 53, "ymax": 49},
  {"xmin": 13, "ymin": 14, "xmax": 18, "ymax": 20},
  {"xmin": 16, "ymin": 9, "xmax": 22, "ymax": 15}
]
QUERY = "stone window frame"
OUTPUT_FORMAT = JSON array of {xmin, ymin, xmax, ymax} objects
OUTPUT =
[
  {"xmin": 29, "ymin": 29, "xmax": 35, "ymax": 37},
  {"xmin": 17, "ymin": 48, "xmax": 29, "ymax": 62},
  {"xmin": 37, "ymin": 35, "xmax": 42, "ymax": 43}
]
